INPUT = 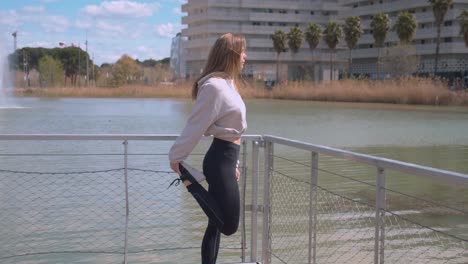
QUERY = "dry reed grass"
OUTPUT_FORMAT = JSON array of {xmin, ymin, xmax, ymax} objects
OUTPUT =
[
  {"xmin": 240, "ymin": 77, "xmax": 468, "ymax": 106},
  {"xmin": 14, "ymin": 77, "xmax": 468, "ymax": 106}
]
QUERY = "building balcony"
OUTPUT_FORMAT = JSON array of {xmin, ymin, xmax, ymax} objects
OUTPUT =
[
  {"xmin": 248, "ymin": 12, "xmax": 329, "ymax": 24},
  {"xmin": 182, "ymin": 38, "xmax": 217, "ymax": 49},
  {"xmin": 182, "ymin": 11, "xmax": 250, "ymax": 25},
  {"xmin": 347, "ymin": 42, "xmax": 468, "ymax": 59},
  {"xmin": 242, "ymin": 0, "xmax": 342, "ymax": 11},
  {"xmin": 182, "ymin": 24, "xmax": 242, "ymax": 37}
]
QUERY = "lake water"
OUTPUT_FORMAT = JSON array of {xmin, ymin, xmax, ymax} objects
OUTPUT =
[{"xmin": 0, "ymin": 97, "xmax": 467, "ymax": 263}]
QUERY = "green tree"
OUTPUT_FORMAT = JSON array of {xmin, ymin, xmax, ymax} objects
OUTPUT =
[
  {"xmin": 428, "ymin": 0, "xmax": 453, "ymax": 76},
  {"xmin": 394, "ymin": 11, "xmax": 418, "ymax": 44},
  {"xmin": 111, "ymin": 55, "xmax": 141, "ymax": 87},
  {"xmin": 343, "ymin": 16, "xmax": 363, "ymax": 76},
  {"xmin": 56, "ymin": 47, "xmax": 88, "ymax": 86},
  {"xmin": 272, "ymin": 30, "xmax": 287, "ymax": 83},
  {"xmin": 323, "ymin": 21, "xmax": 343, "ymax": 81},
  {"xmin": 370, "ymin": 13, "xmax": 391, "ymax": 78},
  {"xmin": 457, "ymin": 9, "xmax": 468, "ymax": 47},
  {"xmin": 38, "ymin": 55, "xmax": 64, "ymax": 87},
  {"xmin": 305, "ymin": 23, "xmax": 322, "ymax": 81}
]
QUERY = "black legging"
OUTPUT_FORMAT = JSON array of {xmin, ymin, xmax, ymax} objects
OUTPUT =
[{"xmin": 186, "ymin": 137, "xmax": 240, "ymax": 264}]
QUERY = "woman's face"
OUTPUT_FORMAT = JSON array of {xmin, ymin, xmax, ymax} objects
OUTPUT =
[{"xmin": 239, "ymin": 49, "xmax": 247, "ymax": 70}]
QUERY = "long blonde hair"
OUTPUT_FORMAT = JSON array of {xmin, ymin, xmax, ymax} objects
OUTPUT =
[{"xmin": 192, "ymin": 33, "xmax": 246, "ymax": 99}]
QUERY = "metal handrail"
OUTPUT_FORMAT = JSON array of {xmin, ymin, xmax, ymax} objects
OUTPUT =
[
  {"xmin": 263, "ymin": 135, "xmax": 468, "ymax": 187},
  {"xmin": 0, "ymin": 134, "xmax": 263, "ymax": 141}
]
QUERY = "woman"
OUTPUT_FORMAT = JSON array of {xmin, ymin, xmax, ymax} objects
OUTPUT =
[{"xmin": 168, "ymin": 33, "xmax": 247, "ymax": 264}]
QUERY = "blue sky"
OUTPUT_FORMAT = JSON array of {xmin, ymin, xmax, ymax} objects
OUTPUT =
[{"xmin": 0, "ymin": 0, "xmax": 187, "ymax": 65}]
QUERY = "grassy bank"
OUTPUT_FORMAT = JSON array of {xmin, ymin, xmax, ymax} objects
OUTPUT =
[{"xmin": 14, "ymin": 78, "xmax": 468, "ymax": 106}]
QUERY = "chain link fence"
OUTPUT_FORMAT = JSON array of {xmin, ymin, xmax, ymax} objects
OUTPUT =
[
  {"xmin": 0, "ymin": 138, "xmax": 247, "ymax": 264},
  {"xmin": 0, "ymin": 135, "xmax": 467, "ymax": 264},
  {"xmin": 264, "ymin": 137, "xmax": 468, "ymax": 264}
]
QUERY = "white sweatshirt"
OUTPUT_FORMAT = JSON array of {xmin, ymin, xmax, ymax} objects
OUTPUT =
[{"xmin": 168, "ymin": 72, "xmax": 247, "ymax": 162}]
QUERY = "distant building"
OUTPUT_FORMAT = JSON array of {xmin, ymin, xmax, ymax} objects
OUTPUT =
[
  {"xmin": 340, "ymin": 0, "xmax": 468, "ymax": 80},
  {"xmin": 180, "ymin": 0, "xmax": 468, "ymax": 82},
  {"xmin": 170, "ymin": 33, "xmax": 187, "ymax": 79}
]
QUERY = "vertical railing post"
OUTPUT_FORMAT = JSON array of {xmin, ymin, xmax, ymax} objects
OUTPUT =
[
  {"xmin": 262, "ymin": 140, "xmax": 273, "ymax": 264},
  {"xmin": 374, "ymin": 167, "xmax": 386, "ymax": 264},
  {"xmin": 250, "ymin": 140, "xmax": 260, "ymax": 262},
  {"xmin": 308, "ymin": 152, "xmax": 318, "ymax": 264},
  {"xmin": 240, "ymin": 139, "xmax": 248, "ymax": 262},
  {"xmin": 123, "ymin": 140, "xmax": 129, "ymax": 264}
]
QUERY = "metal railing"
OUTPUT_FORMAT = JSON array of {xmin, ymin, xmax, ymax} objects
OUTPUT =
[
  {"xmin": 260, "ymin": 135, "xmax": 468, "ymax": 264},
  {"xmin": 0, "ymin": 134, "xmax": 467, "ymax": 264}
]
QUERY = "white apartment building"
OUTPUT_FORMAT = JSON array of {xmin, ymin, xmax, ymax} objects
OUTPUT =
[
  {"xmin": 340, "ymin": 0, "xmax": 468, "ymax": 80},
  {"xmin": 180, "ymin": 0, "xmax": 468, "ymax": 81}
]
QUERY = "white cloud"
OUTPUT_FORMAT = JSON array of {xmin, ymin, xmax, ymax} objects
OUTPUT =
[
  {"xmin": 40, "ymin": 15, "xmax": 70, "ymax": 33},
  {"xmin": 35, "ymin": 0, "xmax": 59, "ymax": 3},
  {"xmin": 173, "ymin": 7, "xmax": 182, "ymax": 15},
  {"xmin": 94, "ymin": 20, "xmax": 127, "ymax": 37},
  {"xmin": 23, "ymin": 6, "xmax": 45, "ymax": 12},
  {"xmin": 155, "ymin": 23, "xmax": 182, "ymax": 38},
  {"xmin": 0, "ymin": 10, "xmax": 21, "ymax": 28},
  {"xmin": 80, "ymin": 1, "xmax": 161, "ymax": 18}
]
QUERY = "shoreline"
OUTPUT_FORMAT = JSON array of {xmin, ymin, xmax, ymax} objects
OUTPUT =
[{"xmin": 12, "ymin": 78, "xmax": 468, "ymax": 107}]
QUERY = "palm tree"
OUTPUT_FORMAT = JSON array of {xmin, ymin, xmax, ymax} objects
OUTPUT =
[
  {"xmin": 457, "ymin": 9, "xmax": 468, "ymax": 47},
  {"xmin": 390, "ymin": 12, "xmax": 419, "ymax": 78},
  {"xmin": 394, "ymin": 11, "xmax": 418, "ymax": 44},
  {"xmin": 287, "ymin": 27, "xmax": 303, "ymax": 80},
  {"xmin": 428, "ymin": 0, "xmax": 453, "ymax": 76},
  {"xmin": 305, "ymin": 23, "xmax": 322, "ymax": 82},
  {"xmin": 272, "ymin": 30, "xmax": 287, "ymax": 83},
  {"xmin": 370, "ymin": 13, "xmax": 391, "ymax": 79},
  {"xmin": 287, "ymin": 27, "xmax": 303, "ymax": 54},
  {"xmin": 323, "ymin": 21, "xmax": 343, "ymax": 81},
  {"xmin": 343, "ymin": 16, "xmax": 363, "ymax": 77}
]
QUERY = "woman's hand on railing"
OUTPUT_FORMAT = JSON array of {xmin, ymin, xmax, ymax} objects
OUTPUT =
[{"xmin": 170, "ymin": 161, "xmax": 181, "ymax": 176}]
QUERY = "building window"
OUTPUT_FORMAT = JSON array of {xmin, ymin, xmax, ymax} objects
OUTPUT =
[
  {"xmin": 310, "ymin": 11, "xmax": 315, "ymax": 15},
  {"xmin": 444, "ymin": 21, "xmax": 452, "ymax": 26},
  {"xmin": 444, "ymin": 37, "xmax": 452, "ymax": 43},
  {"xmin": 295, "ymin": 10, "xmax": 299, "ymax": 14}
]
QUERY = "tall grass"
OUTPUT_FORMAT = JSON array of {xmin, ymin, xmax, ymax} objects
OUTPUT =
[
  {"xmin": 14, "ymin": 77, "xmax": 468, "ymax": 106},
  {"xmin": 240, "ymin": 77, "xmax": 468, "ymax": 106}
]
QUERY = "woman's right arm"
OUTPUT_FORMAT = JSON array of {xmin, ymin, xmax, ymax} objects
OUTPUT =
[{"xmin": 168, "ymin": 84, "xmax": 221, "ymax": 173}]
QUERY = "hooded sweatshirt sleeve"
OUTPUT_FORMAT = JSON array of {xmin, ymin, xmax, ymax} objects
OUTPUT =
[{"xmin": 168, "ymin": 82, "xmax": 221, "ymax": 162}]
